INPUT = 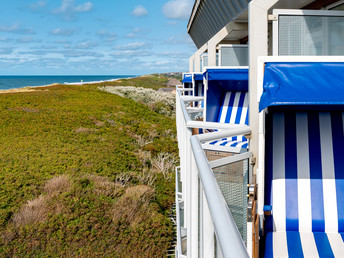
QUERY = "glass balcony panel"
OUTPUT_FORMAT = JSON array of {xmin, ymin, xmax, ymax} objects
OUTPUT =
[
  {"xmin": 220, "ymin": 46, "xmax": 248, "ymax": 66},
  {"xmin": 278, "ymin": 15, "xmax": 344, "ymax": 56},
  {"xmin": 205, "ymin": 149, "xmax": 249, "ymax": 245}
]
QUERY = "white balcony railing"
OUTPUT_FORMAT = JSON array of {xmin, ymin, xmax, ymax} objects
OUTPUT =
[{"xmin": 175, "ymin": 88, "xmax": 251, "ymax": 258}]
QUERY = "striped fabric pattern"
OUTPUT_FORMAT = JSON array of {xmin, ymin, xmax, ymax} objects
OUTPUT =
[
  {"xmin": 264, "ymin": 110, "xmax": 344, "ymax": 257},
  {"xmin": 265, "ymin": 232, "xmax": 344, "ymax": 257},
  {"xmin": 207, "ymin": 91, "xmax": 249, "ymax": 148}
]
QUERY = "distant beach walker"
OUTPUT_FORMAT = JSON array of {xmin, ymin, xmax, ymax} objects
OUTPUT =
[{"xmin": 0, "ymin": 75, "xmax": 136, "ymax": 91}]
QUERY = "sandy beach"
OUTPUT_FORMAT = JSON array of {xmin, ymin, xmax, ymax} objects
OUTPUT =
[{"xmin": 0, "ymin": 83, "xmax": 59, "ymax": 94}]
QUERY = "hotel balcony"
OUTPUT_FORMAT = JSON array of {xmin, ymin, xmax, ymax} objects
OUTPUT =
[{"xmin": 176, "ymin": 0, "xmax": 344, "ymax": 257}]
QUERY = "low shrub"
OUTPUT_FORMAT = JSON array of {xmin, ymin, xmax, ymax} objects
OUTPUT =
[
  {"xmin": 99, "ymin": 86, "xmax": 176, "ymax": 118},
  {"xmin": 0, "ymin": 74, "xmax": 177, "ymax": 256}
]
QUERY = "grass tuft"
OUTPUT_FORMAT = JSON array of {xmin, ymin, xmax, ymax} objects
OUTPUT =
[
  {"xmin": 112, "ymin": 185, "xmax": 154, "ymax": 226},
  {"xmin": 44, "ymin": 175, "xmax": 72, "ymax": 195},
  {"xmin": 13, "ymin": 195, "xmax": 47, "ymax": 227}
]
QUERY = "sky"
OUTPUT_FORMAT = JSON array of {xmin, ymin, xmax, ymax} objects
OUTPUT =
[{"xmin": 0, "ymin": 0, "xmax": 196, "ymax": 75}]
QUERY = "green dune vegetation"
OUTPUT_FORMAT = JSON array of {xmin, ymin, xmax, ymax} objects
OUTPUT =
[{"xmin": 0, "ymin": 74, "xmax": 178, "ymax": 256}]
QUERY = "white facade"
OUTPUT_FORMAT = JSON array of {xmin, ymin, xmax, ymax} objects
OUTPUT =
[{"xmin": 177, "ymin": 0, "xmax": 344, "ymax": 257}]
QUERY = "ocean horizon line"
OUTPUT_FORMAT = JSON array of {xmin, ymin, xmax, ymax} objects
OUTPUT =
[
  {"xmin": 0, "ymin": 75, "xmax": 138, "ymax": 91},
  {"xmin": 0, "ymin": 74, "xmax": 139, "ymax": 77}
]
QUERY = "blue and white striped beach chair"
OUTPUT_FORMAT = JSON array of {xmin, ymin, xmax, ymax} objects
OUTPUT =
[
  {"xmin": 264, "ymin": 109, "xmax": 344, "ymax": 257},
  {"xmin": 259, "ymin": 60, "xmax": 344, "ymax": 257},
  {"xmin": 203, "ymin": 91, "xmax": 249, "ymax": 150},
  {"xmin": 201, "ymin": 67, "xmax": 249, "ymax": 153}
]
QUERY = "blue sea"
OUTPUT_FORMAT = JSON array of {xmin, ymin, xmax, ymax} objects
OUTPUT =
[{"xmin": 0, "ymin": 75, "xmax": 136, "ymax": 90}]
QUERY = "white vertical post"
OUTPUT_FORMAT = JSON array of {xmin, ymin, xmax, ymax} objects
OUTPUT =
[
  {"xmin": 186, "ymin": 128, "xmax": 192, "ymax": 257},
  {"xmin": 191, "ymin": 152, "xmax": 199, "ymax": 258},
  {"xmin": 189, "ymin": 55, "xmax": 195, "ymax": 73},
  {"xmin": 248, "ymin": 0, "xmax": 278, "ymax": 211},
  {"xmin": 199, "ymin": 180, "xmax": 203, "ymax": 258},
  {"xmin": 208, "ymin": 41, "xmax": 217, "ymax": 67},
  {"xmin": 180, "ymin": 109, "xmax": 186, "ymax": 201},
  {"xmin": 190, "ymin": 42, "xmax": 208, "ymax": 72},
  {"xmin": 257, "ymin": 111, "xmax": 265, "ymax": 217},
  {"xmin": 181, "ymin": 113, "xmax": 189, "ymax": 234},
  {"xmin": 194, "ymin": 53, "xmax": 201, "ymax": 73},
  {"xmin": 176, "ymin": 92, "xmax": 182, "ymax": 155},
  {"xmin": 202, "ymin": 191, "xmax": 215, "ymax": 257}
]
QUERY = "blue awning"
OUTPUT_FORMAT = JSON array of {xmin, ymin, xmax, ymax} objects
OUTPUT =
[
  {"xmin": 182, "ymin": 73, "xmax": 192, "ymax": 83},
  {"xmin": 204, "ymin": 68, "xmax": 248, "ymax": 91},
  {"xmin": 193, "ymin": 73, "xmax": 203, "ymax": 82},
  {"xmin": 259, "ymin": 62, "xmax": 344, "ymax": 112}
]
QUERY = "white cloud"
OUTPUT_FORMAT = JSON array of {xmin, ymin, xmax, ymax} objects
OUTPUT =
[
  {"xmin": 126, "ymin": 28, "xmax": 140, "ymax": 38},
  {"xmin": 53, "ymin": 0, "xmax": 93, "ymax": 20},
  {"xmin": 18, "ymin": 48, "xmax": 103, "ymax": 59},
  {"xmin": 50, "ymin": 28, "xmax": 76, "ymax": 36},
  {"xmin": 32, "ymin": 44, "xmax": 58, "ymax": 50},
  {"xmin": 113, "ymin": 42, "xmax": 147, "ymax": 50},
  {"xmin": 126, "ymin": 33, "xmax": 135, "ymax": 38},
  {"xmin": 155, "ymin": 60, "xmax": 172, "ymax": 66},
  {"xmin": 97, "ymin": 30, "xmax": 117, "ymax": 42},
  {"xmin": 17, "ymin": 37, "xmax": 42, "ymax": 43},
  {"xmin": 0, "ymin": 22, "xmax": 35, "ymax": 34},
  {"xmin": 77, "ymin": 40, "xmax": 98, "ymax": 49},
  {"xmin": 27, "ymin": 1, "xmax": 47, "ymax": 11},
  {"xmin": 159, "ymin": 51, "xmax": 187, "ymax": 58},
  {"xmin": 0, "ymin": 37, "xmax": 11, "ymax": 42},
  {"xmin": 0, "ymin": 47, "xmax": 14, "ymax": 55},
  {"xmin": 125, "ymin": 27, "xmax": 150, "ymax": 39},
  {"xmin": 60, "ymin": 50, "xmax": 103, "ymax": 58},
  {"xmin": 53, "ymin": 39, "xmax": 71, "ymax": 44},
  {"xmin": 162, "ymin": 0, "xmax": 193, "ymax": 20},
  {"xmin": 74, "ymin": 2, "xmax": 92, "ymax": 12},
  {"xmin": 111, "ymin": 50, "xmax": 151, "ymax": 58},
  {"xmin": 131, "ymin": 5, "xmax": 148, "ymax": 17},
  {"xmin": 165, "ymin": 33, "xmax": 193, "ymax": 45}
]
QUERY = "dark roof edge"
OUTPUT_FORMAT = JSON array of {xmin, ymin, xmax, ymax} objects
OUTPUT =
[{"xmin": 187, "ymin": 0, "xmax": 202, "ymax": 32}]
